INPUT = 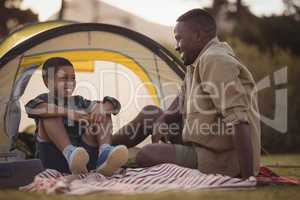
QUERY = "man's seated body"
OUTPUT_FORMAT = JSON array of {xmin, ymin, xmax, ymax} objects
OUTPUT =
[{"xmin": 111, "ymin": 9, "xmax": 261, "ymax": 179}]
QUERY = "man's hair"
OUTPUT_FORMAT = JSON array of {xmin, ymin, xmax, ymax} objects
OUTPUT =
[
  {"xmin": 42, "ymin": 57, "xmax": 73, "ymax": 83},
  {"xmin": 177, "ymin": 9, "xmax": 217, "ymax": 38}
]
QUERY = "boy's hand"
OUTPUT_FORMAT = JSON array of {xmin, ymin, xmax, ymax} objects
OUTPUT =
[
  {"xmin": 68, "ymin": 110, "xmax": 89, "ymax": 122},
  {"xmin": 89, "ymin": 102, "xmax": 111, "ymax": 124}
]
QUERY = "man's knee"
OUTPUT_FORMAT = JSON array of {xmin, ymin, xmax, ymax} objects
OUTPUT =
[
  {"xmin": 140, "ymin": 105, "xmax": 163, "ymax": 119},
  {"xmin": 136, "ymin": 144, "xmax": 156, "ymax": 167},
  {"xmin": 142, "ymin": 105, "xmax": 162, "ymax": 113}
]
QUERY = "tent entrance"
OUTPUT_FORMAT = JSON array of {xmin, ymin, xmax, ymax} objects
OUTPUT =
[
  {"xmin": 0, "ymin": 22, "xmax": 184, "ymax": 156},
  {"xmin": 15, "ymin": 50, "xmax": 164, "ymax": 135}
]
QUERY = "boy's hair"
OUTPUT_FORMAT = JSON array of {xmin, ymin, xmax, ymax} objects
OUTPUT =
[
  {"xmin": 177, "ymin": 9, "xmax": 217, "ymax": 38},
  {"xmin": 42, "ymin": 57, "xmax": 73, "ymax": 83}
]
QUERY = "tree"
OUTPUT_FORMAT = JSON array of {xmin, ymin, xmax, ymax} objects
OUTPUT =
[
  {"xmin": 283, "ymin": 0, "xmax": 300, "ymax": 20},
  {"xmin": 0, "ymin": 0, "xmax": 38, "ymax": 38},
  {"xmin": 211, "ymin": 0, "xmax": 228, "ymax": 16},
  {"xmin": 236, "ymin": 0, "xmax": 242, "ymax": 15}
]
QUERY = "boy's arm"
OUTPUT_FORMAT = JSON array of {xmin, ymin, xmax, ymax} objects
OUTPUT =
[
  {"xmin": 89, "ymin": 96, "xmax": 121, "ymax": 123},
  {"xmin": 26, "ymin": 102, "xmax": 89, "ymax": 121}
]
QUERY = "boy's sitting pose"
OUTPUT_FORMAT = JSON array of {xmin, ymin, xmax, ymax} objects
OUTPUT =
[{"xmin": 25, "ymin": 57, "xmax": 128, "ymax": 175}]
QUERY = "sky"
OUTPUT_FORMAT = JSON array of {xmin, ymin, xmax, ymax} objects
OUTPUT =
[{"xmin": 21, "ymin": 0, "xmax": 286, "ymax": 26}]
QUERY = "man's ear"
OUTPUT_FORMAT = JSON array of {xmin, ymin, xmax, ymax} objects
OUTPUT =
[
  {"xmin": 195, "ymin": 30, "xmax": 206, "ymax": 41},
  {"xmin": 43, "ymin": 78, "xmax": 49, "ymax": 87},
  {"xmin": 195, "ymin": 31, "xmax": 202, "ymax": 41}
]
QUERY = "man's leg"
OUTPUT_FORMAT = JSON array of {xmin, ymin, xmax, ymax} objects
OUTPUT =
[
  {"xmin": 112, "ymin": 105, "xmax": 163, "ymax": 147},
  {"xmin": 111, "ymin": 105, "xmax": 197, "ymax": 168},
  {"xmin": 136, "ymin": 143, "xmax": 197, "ymax": 168},
  {"xmin": 40, "ymin": 117, "xmax": 89, "ymax": 174},
  {"xmin": 135, "ymin": 143, "xmax": 177, "ymax": 167}
]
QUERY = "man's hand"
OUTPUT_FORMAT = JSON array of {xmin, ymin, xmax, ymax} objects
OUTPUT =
[
  {"xmin": 151, "ymin": 116, "xmax": 169, "ymax": 143},
  {"xmin": 151, "ymin": 95, "xmax": 181, "ymax": 143},
  {"xmin": 233, "ymin": 122, "xmax": 254, "ymax": 179}
]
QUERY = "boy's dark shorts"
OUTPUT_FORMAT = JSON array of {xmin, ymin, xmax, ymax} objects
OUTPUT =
[{"xmin": 37, "ymin": 138, "xmax": 98, "ymax": 174}]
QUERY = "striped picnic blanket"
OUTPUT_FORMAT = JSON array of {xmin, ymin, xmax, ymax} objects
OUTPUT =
[{"xmin": 20, "ymin": 164, "xmax": 257, "ymax": 195}]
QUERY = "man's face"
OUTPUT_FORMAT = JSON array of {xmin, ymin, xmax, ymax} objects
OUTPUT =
[
  {"xmin": 174, "ymin": 21, "xmax": 202, "ymax": 66},
  {"xmin": 48, "ymin": 65, "xmax": 76, "ymax": 98}
]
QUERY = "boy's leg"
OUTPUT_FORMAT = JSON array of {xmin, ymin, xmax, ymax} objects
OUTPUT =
[
  {"xmin": 82, "ymin": 116, "xmax": 113, "ymax": 146},
  {"xmin": 39, "ymin": 118, "xmax": 71, "ymax": 151},
  {"xmin": 112, "ymin": 105, "xmax": 163, "ymax": 147},
  {"xmin": 40, "ymin": 117, "xmax": 89, "ymax": 174},
  {"xmin": 82, "ymin": 116, "xmax": 128, "ymax": 176},
  {"xmin": 37, "ymin": 121, "xmax": 70, "ymax": 173},
  {"xmin": 37, "ymin": 141, "xmax": 70, "ymax": 173}
]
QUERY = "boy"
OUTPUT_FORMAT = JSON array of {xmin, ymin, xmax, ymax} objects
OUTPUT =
[{"xmin": 25, "ymin": 57, "xmax": 128, "ymax": 175}]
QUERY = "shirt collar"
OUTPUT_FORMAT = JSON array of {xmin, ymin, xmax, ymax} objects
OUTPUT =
[{"xmin": 191, "ymin": 36, "xmax": 219, "ymax": 67}]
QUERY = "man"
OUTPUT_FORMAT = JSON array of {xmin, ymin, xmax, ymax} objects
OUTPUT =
[{"xmin": 112, "ymin": 9, "xmax": 261, "ymax": 179}]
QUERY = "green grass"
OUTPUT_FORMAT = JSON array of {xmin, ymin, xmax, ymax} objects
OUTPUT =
[
  {"xmin": 0, "ymin": 154, "xmax": 299, "ymax": 200},
  {"xmin": 261, "ymin": 154, "xmax": 300, "ymax": 179}
]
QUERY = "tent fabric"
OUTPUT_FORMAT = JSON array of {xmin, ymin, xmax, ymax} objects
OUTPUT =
[
  {"xmin": 20, "ymin": 50, "xmax": 159, "ymax": 105},
  {"xmin": 0, "ymin": 21, "xmax": 185, "ymax": 152},
  {"xmin": 5, "ymin": 65, "xmax": 39, "ymax": 150},
  {"xmin": 0, "ymin": 21, "xmax": 73, "ymax": 61}
]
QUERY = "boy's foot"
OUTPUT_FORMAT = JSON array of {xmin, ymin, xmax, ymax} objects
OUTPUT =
[
  {"xmin": 67, "ymin": 147, "xmax": 90, "ymax": 174},
  {"xmin": 96, "ymin": 145, "xmax": 128, "ymax": 176}
]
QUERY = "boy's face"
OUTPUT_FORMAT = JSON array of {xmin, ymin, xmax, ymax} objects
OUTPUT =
[{"xmin": 48, "ymin": 65, "xmax": 76, "ymax": 98}]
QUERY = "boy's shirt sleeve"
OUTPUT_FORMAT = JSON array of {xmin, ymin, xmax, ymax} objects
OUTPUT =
[
  {"xmin": 74, "ymin": 96, "xmax": 121, "ymax": 115},
  {"xmin": 25, "ymin": 93, "xmax": 49, "ymax": 118}
]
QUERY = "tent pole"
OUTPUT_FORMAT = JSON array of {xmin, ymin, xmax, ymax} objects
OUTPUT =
[
  {"xmin": 153, "ymin": 54, "xmax": 165, "ymax": 109},
  {"xmin": 114, "ymin": 63, "xmax": 121, "ymax": 130}
]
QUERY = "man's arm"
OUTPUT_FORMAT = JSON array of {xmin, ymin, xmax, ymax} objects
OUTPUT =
[
  {"xmin": 200, "ymin": 53, "xmax": 256, "ymax": 178},
  {"xmin": 233, "ymin": 122, "xmax": 254, "ymax": 179},
  {"xmin": 158, "ymin": 94, "xmax": 181, "ymax": 122},
  {"xmin": 152, "ymin": 95, "xmax": 182, "ymax": 143}
]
